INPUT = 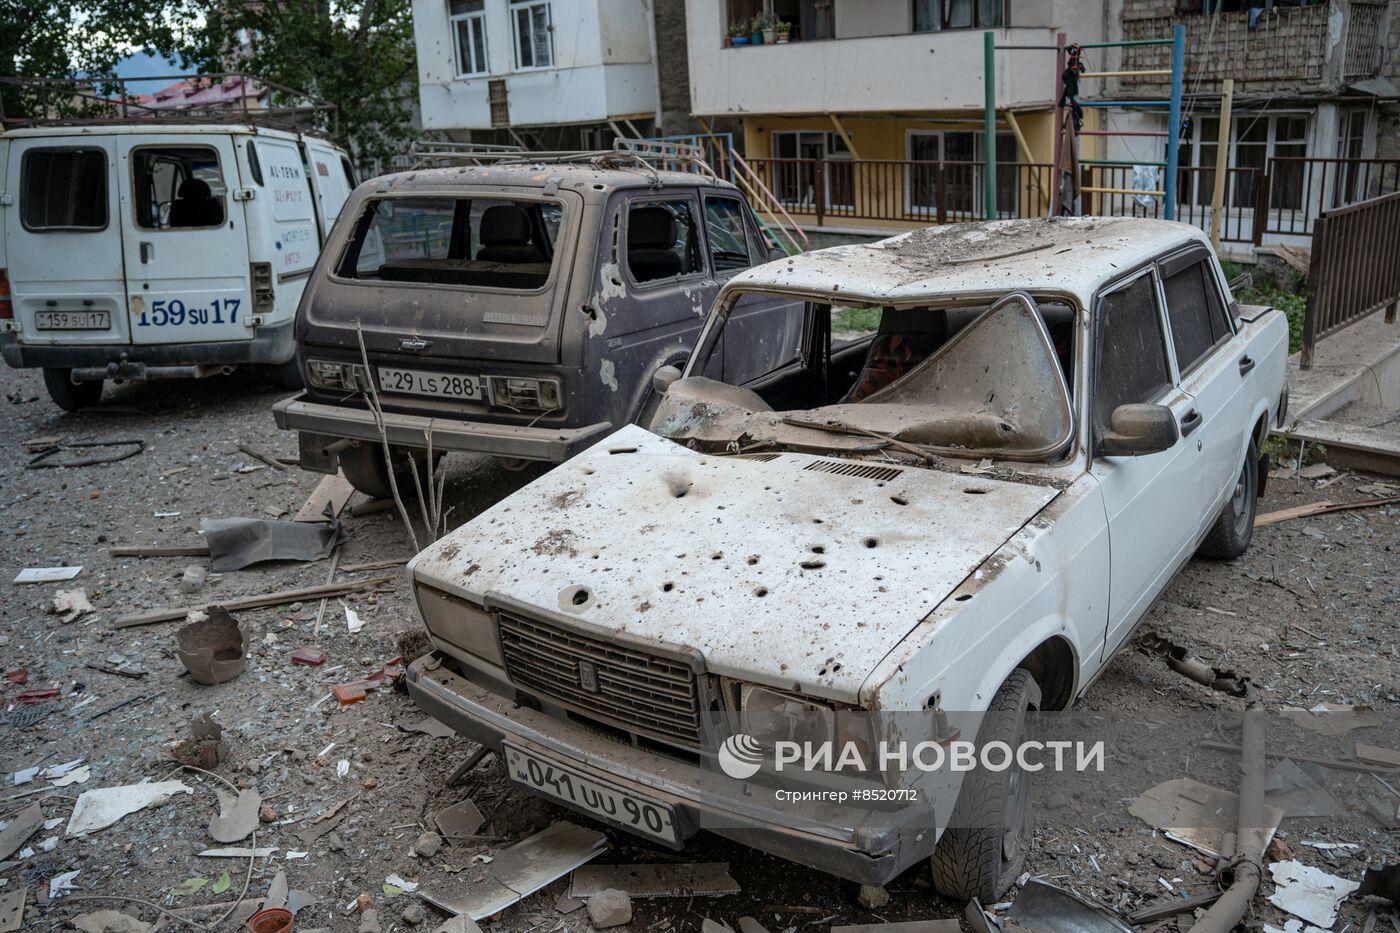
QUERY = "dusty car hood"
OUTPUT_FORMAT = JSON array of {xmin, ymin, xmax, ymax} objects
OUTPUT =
[{"xmin": 410, "ymin": 425, "xmax": 1059, "ymax": 703}]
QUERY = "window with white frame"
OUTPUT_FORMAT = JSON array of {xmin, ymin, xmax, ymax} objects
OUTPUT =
[
  {"xmin": 511, "ymin": 0, "xmax": 553, "ymax": 69},
  {"xmin": 1178, "ymin": 113, "xmax": 1310, "ymax": 210},
  {"xmin": 450, "ymin": 0, "xmax": 488, "ymax": 76}
]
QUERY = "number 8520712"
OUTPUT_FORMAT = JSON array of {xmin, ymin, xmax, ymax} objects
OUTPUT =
[{"xmin": 136, "ymin": 298, "xmax": 242, "ymax": 327}]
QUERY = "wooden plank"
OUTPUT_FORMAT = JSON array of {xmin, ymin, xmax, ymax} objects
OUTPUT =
[
  {"xmin": 294, "ymin": 470, "xmax": 355, "ymax": 522},
  {"xmin": 1256, "ymin": 495, "xmax": 1400, "ymax": 527},
  {"xmin": 108, "ymin": 544, "xmax": 211, "ymax": 557},
  {"xmin": 237, "ymin": 440, "xmax": 289, "ymax": 471},
  {"xmin": 112, "ymin": 574, "xmax": 397, "ymax": 629}
]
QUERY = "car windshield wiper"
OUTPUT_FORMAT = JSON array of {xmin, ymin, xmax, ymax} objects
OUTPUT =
[{"xmin": 780, "ymin": 416, "xmax": 943, "ymax": 465}]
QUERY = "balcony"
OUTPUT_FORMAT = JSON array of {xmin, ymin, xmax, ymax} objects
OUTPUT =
[{"xmin": 1117, "ymin": 0, "xmax": 1386, "ymax": 94}]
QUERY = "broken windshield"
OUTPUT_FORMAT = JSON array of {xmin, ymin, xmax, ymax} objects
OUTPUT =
[{"xmin": 654, "ymin": 291, "xmax": 1076, "ymax": 462}]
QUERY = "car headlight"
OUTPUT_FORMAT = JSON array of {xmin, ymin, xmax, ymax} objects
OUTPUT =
[
  {"xmin": 739, "ymin": 685, "xmax": 878, "ymax": 775},
  {"xmin": 306, "ymin": 359, "xmax": 364, "ymax": 392},
  {"xmin": 488, "ymin": 376, "xmax": 561, "ymax": 411},
  {"xmin": 414, "ymin": 584, "xmax": 503, "ymax": 667}
]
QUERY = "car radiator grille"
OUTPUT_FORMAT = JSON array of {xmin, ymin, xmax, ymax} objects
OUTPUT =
[{"xmin": 498, "ymin": 610, "xmax": 703, "ymax": 749}]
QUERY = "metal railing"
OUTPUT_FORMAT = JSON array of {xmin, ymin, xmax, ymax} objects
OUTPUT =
[
  {"xmin": 744, "ymin": 158, "xmax": 1053, "ymax": 225},
  {"xmin": 1301, "ymin": 191, "xmax": 1400, "ymax": 368}
]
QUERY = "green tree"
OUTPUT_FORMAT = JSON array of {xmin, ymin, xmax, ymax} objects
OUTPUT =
[
  {"xmin": 0, "ymin": 0, "xmax": 198, "ymax": 119},
  {"xmin": 185, "ymin": 0, "xmax": 419, "ymax": 165}
]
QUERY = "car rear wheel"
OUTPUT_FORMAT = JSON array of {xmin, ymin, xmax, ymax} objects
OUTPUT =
[
  {"xmin": 930, "ymin": 669, "xmax": 1041, "ymax": 903},
  {"xmin": 42, "ymin": 368, "xmax": 103, "ymax": 412},
  {"xmin": 340, "ymin": 443, "xmax": 443, "ymax": 501},
  {"xmin": 1196, "ymin": 438, "xmax": 1258, "ymax": 560}
]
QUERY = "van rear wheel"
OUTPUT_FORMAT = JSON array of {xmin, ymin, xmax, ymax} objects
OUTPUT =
[
  {"xmin": 42, "ymin": 369, "xmax": 103, "ymax": 412},
  {"xmin": 340, "ymin": 443, "xmax": 443, "ymax": 501}
]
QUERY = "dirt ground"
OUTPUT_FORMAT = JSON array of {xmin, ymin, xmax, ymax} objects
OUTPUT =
[{"xmin": 0, "ymin": 368, "xmax": 1397, "ymax": 933}]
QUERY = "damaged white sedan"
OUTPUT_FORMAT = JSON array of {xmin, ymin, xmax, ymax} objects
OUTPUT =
[{"xmin": 405, "ymin": 217, "xmax": 1288, "ymax": 900}]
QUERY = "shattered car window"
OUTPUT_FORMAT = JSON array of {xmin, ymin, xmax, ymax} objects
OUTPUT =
[
  {"xmin": 657, "ymin": 291, "xmax": 1076, "ymax": 462},
  {"xmin": 336, "ymin": 196, "xmax": 563, "ymax": 290}
]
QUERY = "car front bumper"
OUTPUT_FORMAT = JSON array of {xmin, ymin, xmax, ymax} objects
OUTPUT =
[
  {"xmin": 272, "ymin": 393, "xmax": 614, "ymax": 466},
  {"xmin": 406, "ymin": 654, "xmax": 939, "ymax": 885}
]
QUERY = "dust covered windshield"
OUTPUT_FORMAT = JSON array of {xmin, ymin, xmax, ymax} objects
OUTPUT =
[
  {"xmin": 654, "ymin": 291, "xmax": 1076, "ymax": 462},
  {"xmin": 336, "ymin": 196, "xmax": 564, "ymax": 291}
]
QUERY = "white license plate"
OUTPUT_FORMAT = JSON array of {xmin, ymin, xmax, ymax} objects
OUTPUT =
[
  {"xmin": 378, "ymin": 367, "xmax": 482, "ymax": 400},
  {"xmin": 35, "ymin": 311, "xmax": 110, "ymax": 331},
  {"xmin": 503, "ymin": 743, "xmax": 681, "ymax": 846}
]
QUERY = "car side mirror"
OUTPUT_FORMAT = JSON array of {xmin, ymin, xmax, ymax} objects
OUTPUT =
[
  {"xmin": 1100, "ymin": 403, "xmax": 1179, "ymax": 457},
  {"xmin": 651, "ymin": 365, "xmax": 682, "ymax": 397}
]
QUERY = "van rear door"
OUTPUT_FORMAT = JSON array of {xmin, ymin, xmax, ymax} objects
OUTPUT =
[
  {"xmin": 5, "ymin": 137, "xmax": 130, "ymax": 347},
  {"xmin": 303, "ymin": 140, "xmax": 354, "ymax": 236},
  {"xmin": 116, "ymin": 134, "xmax": 251, "ymax": 345}
]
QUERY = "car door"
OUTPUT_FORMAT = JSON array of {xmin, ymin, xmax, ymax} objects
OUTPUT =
[
  {"xmin": 117, "ymin": 134, "xmax": 252, "ymax": 345},
  {"xmin": 303, "ymin": 139, "xmax": 355, "ymax": 238},
  {"xmin": 705, "ymin": 192, "xmax": 806, "ymax": 387},
  {"xmin": 1157, "ymin": 247, "xmax": 1252, "ymax": 528},
  {"xmin": 6, "ymin": 137, "xmax": 131, "ymax": 347},
  {"xmin": 1090, "ymin": 266, "xmax": 1212, "ymax": 657}
]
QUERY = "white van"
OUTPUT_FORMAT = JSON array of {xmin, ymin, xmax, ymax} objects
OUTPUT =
[{"xmin": 0, "ymin": 122, "xmax": 356, "ymax": 409}]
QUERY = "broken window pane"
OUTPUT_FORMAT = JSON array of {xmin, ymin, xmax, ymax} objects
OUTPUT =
[
  {"xmin": 627, "ymin": 199, "xmax": 701, "ymax": 283},
  {"xmin": 132, "ymin": 146, "xmax": 226, "ymax": 230},
  {"xmin": 704, "ymin": 197, "xmax": 751, "ymax": 273}
]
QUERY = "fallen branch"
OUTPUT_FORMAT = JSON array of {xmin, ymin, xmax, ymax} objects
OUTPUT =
[
  {"xmin": 112, "ymin": 574, "xmax": 397, "ymax": 628},
  {"xmin": 236, "ymin": 441, "xmax": 289, "ymax": 471}
]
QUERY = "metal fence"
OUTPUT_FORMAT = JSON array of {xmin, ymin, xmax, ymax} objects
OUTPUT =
[{"xmin": 1300, "ymin": 191, "xmax": 1400, "ymax": 368}]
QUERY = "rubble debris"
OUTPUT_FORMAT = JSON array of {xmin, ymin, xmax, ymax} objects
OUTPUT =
[
  {"xmin": 27, "ymin": 438, "xmax": 143, "ymax": 468},
  {"xmin": 385, "ymin": 874, "xmax": 419, "ymax": 896},
  {"xmin": 85, "ymin": 663, "xmax": 145, "ymax": 680},
  {"xmin": 1136, "ymin": 632, "xmax": 1256, "ymax": 699},
  {"xmin": 1282, "ymin": 702, "xmax": 1384, "ymax": 736},
  {"xmin": 198, "ymin": 846, "xmax": 277, "ymax": 857},
  {"xmin": 418, "ymin": 821, "xmax": 606, "ymax": 919},
  {"xmin": 586, "ymin": 889, "xmax": 632, "ymax": 929},
  {"xmin": 208, "ymin": 787, "xmax": 262, "ymax": 843},
  {"xmin": 107, "ymin": 544, "xmax": 211, "ymax": 558},
  {"xmin": 856, "ymin": 884, "xmax": 889, "ymax": 909},
  {"xmin": 200, "ymin": 515, "xmax": 342, "ymax": 572},
  {"xmin": 51, "ymin": 765, "xmax": 91, "ymax": 787},
  {"xmin": 70, "ymin": 910, "xmax": 154, "ymax": 932},
  {"xmin": 1265, "ymin": 759, "xmax": 1345, "ymax": 817},
  {"xmin": 1267, "ymin": 860, "xmax": 1359, "ymax": 928},
  {"xmin": 1355, "ymin": 744, "xmax": 1400, "ymax": 768},
  {"xmin": 403, "ymin": 903, "xmax": 427, "ymax": 926},
  {"xmin": 1357, "ymin": 864, "xmax": 1400, "ymax": 902},
  {"xmin": 1129, "ymin": 777, "xmax": 1283, "ymax": 859},
  {"xmin": 569, "ymin": 863, "xmax": 741, "ymax": 899},
  {"xmin": 291, "ymin": 647, "xmax": 328, "ymax": 666},
  {"xmin": 13, "ymin": 758, "xmax": 83, "ymax": 785},
  {"xmin": 265, "ymin": 870, "xmax": 290, "ymax": 910},
  {"xmin": 14, "ymin": 565, "xmax": 82, "ymax": 584},
  {"xmin": 247, "ymin": 908, "xmax": 294, "ymax": 933},
  {"xmin": 1003, "ymin": 880, "xmax": 1132, "ymax": 933},
  {"xmin": 0, "ymin": 886, "xmax": 24, "ymax": 933},
  {"xmin": 173, "ymin": 715, "xmax": 228, "ymax": 769},
  {"xmin": 963, "ymin": 899, "xmax": 1000, "ymax": 933},
  {"xmin": 15, "ymin": 686, "xmax": 59, "ymax": 704},
  {"xmin": 113, "ymin": 574, "xmax": 395, "ymax": 628},
  {"xmin": 1127, "ymin": 891, "xmax": 1223, "ymax": 924},
  {"xmin": 700, "ymin": 920, "xmax": 733, "ymax": 933},
  {"xmin": 52, "ymin": 588, "xmax": 93, "ymax": 623},
  {"xmin": 175, "ymin": 607, "xmax": 247, "ymax": 684},
  {"xmin": 0, "ymin": 802, "xmax": 42, "ymax": 860},
  {"xmin": 295, "ymin": 471, "xmax": 355, "ymax": 521},
  {"xmin": 332, "ymin": 683, "xmax": 367, "ymax": 705},
  {"xmin": 180, "ymin": 564, "xmax": 207, "ymax": 594},
  {"xmin": 237, "ymin": 441, "xmax": 290, "ymax": 471},
  {"xmin": 3, "ymin": 668, "xmax": 26, "ymax": 684},
  {"xmin": 298, "ymin": 799, "xmax": 350, "ymax": 844},
  {"xmin": 414, "ymin": 831, "xmax": 443, "ymax": 858},
  {"xmin": 737, "ymin": 917, "xmax": 771, "ymax": 933},
  {"xmin": 49, "ymin": 869, "xmax": 81, "ymax": 899},
  {"xmin": 434, "ymin": 799, "xmax": 485, "ymax": 838},
  {"xmin": 1255, "ymin": 495, "xmax": 1400, "ymax": 526},
  {"xmin": 66, "ymin": 781, "xmax": 193, "ymax": 836},
  {"xmin": 345, "ymin": 603, "xmax": 365, "ymax": 635},
  {"xmin": 828, "ymin": 918, "xmax": 963, "ymax": 924},
  {"xmin": 1202, "ymin": 740, "xmax": 1399, "ymax": 774},
  {"xmin": 399, "ymin": 716, "xmax": 455, "ymax": 739}
]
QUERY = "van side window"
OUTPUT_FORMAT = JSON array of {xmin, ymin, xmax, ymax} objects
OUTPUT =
[
  {"xmin": 626, "ymin": 199, "xmax": 701, "ymax": 284},
  {"xmin": 703, "ymin": 196, "xmax": 751, "ymax": 273},
  {"xmin": 132, "ymin": 146, "xmax": 227, "ymax": 230},
  {"xmin": 1094, "ymin": 273, "xmax": 1172, "ymax": 431},
  {"xmin": 21, "ymin": 148, "xmax": 107, "ymax": 231},
  {"xmin": 1161, "ymin": 257, "xmax": 1232, "ymax": 374}
]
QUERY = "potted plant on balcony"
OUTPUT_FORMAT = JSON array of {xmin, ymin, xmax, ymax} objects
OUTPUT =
[
  {"xmin": 760, "ymin": 14, "xmax": 777, "ymax": 45},
  {"xmin": 776, "ymin": 19, "xmax": 791, "ymax": 42},
  {"xmin": 750, "ymin": 14, "xmax": 766, "ymax": 45},
  {"xmin": 729, "ymin": 18, "xmax": 750, "ymax": 45}
]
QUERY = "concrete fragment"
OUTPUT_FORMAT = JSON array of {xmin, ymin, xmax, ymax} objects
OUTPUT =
[
  {"xmin": 414, "ymin": 831, "xmax": 443, "ymax": 858},
  {"xmin": 857, "ymin": 884, "xmax": 889, "ymax": 909},
  {"xmin": 179, "ymin": 565, "xmax": 207, "ymax": 594},
  {"xmin": 587, "ymin": 889, "xmax": 632, "ymax": 929},
  {"xmin": 403, "ymin": 903, "xmax": 426, "ymax": 925}
]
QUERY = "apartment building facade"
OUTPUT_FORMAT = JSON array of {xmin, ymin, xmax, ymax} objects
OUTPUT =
[
  {"xmin": 411, "ymin": 0, "xmax": 690, "ymax": 148},
  {"xmin": 685, "ymin": 0, "xmax": 1107, "ymax": 232}
]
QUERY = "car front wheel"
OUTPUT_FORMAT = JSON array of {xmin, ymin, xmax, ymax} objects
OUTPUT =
[
  {"xmin": 1196, "ymin": 437, "xmax": 1258, "ymax": 560},
  {"xmin": 929, "ymin": 669, "xmax": 1041, "ymax": 903}
]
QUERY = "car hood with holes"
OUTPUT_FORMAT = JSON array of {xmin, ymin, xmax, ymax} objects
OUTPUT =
[{"xmin": 409, "ymin": 424, "xmax": 1060, "ymax": 704}]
